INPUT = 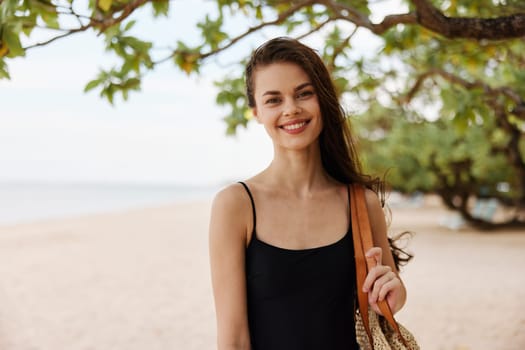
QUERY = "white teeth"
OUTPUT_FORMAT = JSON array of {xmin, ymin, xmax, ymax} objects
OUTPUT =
[{"xmin": 282, "ymin": 122, "xmax": 306, "ymax": 130}]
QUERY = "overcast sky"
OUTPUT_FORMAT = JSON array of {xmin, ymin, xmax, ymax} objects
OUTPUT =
[{"xmin": 0, "ymin": 0, "xmax": 400, "ymax": 186}]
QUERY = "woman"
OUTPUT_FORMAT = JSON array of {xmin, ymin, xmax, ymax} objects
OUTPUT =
[{"xmin": 209, "ymin": 37, "xmax": 408, "ymax": 350}]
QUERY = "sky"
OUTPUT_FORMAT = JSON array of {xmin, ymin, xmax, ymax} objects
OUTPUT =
[{"xmin": 0, "ymin": 0, "xmax": 400, "ymax": 187}]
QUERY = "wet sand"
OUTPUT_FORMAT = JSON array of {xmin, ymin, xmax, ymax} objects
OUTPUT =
[{"xmin": 0, "ymin": 197, "xmax": 524, "ymax": 349}]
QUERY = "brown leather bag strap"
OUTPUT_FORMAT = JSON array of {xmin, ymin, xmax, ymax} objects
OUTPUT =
[
  {"xmin": 350, "ymin": 184, "xmax": 374, "ymax": 347},
  {"xmin": 350, "ymin": 184, "xmax": 410, "ymax": 349}
]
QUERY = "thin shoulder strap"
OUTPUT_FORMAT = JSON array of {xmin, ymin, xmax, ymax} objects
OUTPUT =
[{"xmin": 238, "ymin": 181, "xmax": 257, "ymax": 233}]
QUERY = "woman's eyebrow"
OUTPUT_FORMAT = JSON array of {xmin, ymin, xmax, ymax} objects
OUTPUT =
[
  {"xmin": 262, "ymin": 90, "xmax": 280, "ymax": 96},
  {"xmin": 262, "ymin": 82, "xmax": 313, "ymax": 96},
  {"xmin": 294, "ymin": 82, "xmax": 313, "ymax": 91}
]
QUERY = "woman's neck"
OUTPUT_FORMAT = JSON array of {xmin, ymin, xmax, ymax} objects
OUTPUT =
[{"xmin": 263, "ymin": 146, "xmax": 334, "ymax": 197}]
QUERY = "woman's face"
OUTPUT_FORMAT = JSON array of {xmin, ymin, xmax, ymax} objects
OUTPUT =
[{"xmin": 251, "ymin": 61, "xmax": 323, "ymax": 152}]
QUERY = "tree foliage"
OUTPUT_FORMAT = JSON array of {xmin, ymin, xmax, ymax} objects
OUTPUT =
[{"xmin": 1, "ymin": 0, "xmax": 524, "ymax": 228}]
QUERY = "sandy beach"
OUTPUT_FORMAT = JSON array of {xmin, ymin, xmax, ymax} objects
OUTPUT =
[{"xmin": 0, "ymin": 197, "xmax": 524, "ymax": 349}]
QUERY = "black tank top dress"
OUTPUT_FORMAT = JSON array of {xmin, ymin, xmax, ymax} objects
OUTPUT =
[{"xmin": 239, "ymin": 182, "xmax": 359, "ymax": 350}]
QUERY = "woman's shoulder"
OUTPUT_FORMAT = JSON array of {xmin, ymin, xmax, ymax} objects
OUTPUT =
[
  {"xmin": 210, "ymin": 182, "xmax": 254, "ymax": 242},
  {"xmin": 212, "ymin": 182, "xmax": 251, "ymax": 211},
  {"xmin": 211, "ymin": 180, "xmax": 261, "ymax": 222}
]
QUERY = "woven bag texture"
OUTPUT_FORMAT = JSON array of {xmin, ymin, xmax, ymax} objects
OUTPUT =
[{"xmin": 355, "ymin": 308, "xmax": 420, "ymax": 350}]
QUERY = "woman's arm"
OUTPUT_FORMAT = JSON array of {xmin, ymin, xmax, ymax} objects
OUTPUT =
[
  {"xmin": 209, "ymin": 185, "xmax": 252, "ymax": 350},
  {"xmin": 361, "ymin": 188, "xmax": 407, "ymax": 315}
]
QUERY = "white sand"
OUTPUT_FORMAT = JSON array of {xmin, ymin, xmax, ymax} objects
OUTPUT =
[
  {"xmin": 0, "ymin": 198, "xmax": 524, "ymax": 349},
  {"xmin": 390, "ymin": 199, "xmax": 525, "ymax": 350}
]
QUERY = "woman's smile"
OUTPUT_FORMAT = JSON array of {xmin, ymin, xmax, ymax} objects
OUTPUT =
[{"xmin": 279, "ymin": 119, "xmax": 311, "ymax": 134}]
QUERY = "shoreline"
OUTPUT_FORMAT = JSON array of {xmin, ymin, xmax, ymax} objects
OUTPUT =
[
  {"xmin": 0, "ymin": 198, "xmax": 213, "ymax": 229},
  {"xmin": 0, "ymin": 181, "xmax": 221, "ymax": 227}
]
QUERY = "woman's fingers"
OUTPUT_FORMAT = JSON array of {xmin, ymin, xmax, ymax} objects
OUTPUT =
[
  {"xmin": 370, "ymin": 270, "xmax": 398, "ymax": 304},
  {"xmin": 378, "ymin": 275, "xmax": 401, "ymax": 302},
  {"xmin": 362, "ymin": 263, "xmax": 391, "ymax": 293},
  {"xmin": 362, "ymin": 247, "xmax": 405, "ymax": 315},
  {"xmin": 362, "ymin": 247, "xmax": 385, "ymax": 293},
  {"xmin": 365, "ymin": 247, "xmax": 382, "ymax": 266},
  {"xmin": 362, "ymin": 247, "xmax": 400, "ymax": 308},
  {"xmin": 369, "ymin": 275, "xmax": 402, "ymax": 315}
]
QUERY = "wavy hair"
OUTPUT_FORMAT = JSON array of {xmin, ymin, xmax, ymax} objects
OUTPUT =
[
  {"xmin": 245, "ymin": 37, "xmax": 413, "ymax": 268},
  {"xmin": 246, "ymin": 38, "xmax": 377, "ymax": 188}
]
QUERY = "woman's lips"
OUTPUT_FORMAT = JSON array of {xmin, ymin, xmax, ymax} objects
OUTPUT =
[{"xmin": 279, "ymin": 120, "xmax": 310, "ymax": 134}]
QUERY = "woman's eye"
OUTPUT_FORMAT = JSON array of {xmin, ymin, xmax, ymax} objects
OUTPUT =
[
  {"xmin": 265, "ymin": 97, "xmax": 280, "ymax": 104},
  {"xmin": 297, "ymin": 90, "xmax": 314, "ymax": 99}
]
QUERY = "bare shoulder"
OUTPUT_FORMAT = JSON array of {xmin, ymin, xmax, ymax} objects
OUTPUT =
[
  {"xmin": 210, "ymin": 183, "xmax": 252, "ymax": 242},
  {"xmin": 212, "ymin": 183, "xmax": 249, "ymax": 212}
]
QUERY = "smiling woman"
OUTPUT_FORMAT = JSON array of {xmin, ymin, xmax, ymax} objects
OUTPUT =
[
  {"xmin": 208, "ymin": 37, "xmax": 413, "ymax": 350},
  {"xmin": 251, "ymin": 62, "xmax": 323, "ymax": 151}
]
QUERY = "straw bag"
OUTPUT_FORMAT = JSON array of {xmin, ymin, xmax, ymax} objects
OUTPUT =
[{"xmin": 350, "ymin": 184, "xmax": 419, "ymax": 350}]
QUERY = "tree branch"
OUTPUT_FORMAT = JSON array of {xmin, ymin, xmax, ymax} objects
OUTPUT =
[
  {"xmin": 24, "ymin": 27, "xmax": 91, "ymax": 49},
  {"xmin": 405, "ymin": 68, "xmax": 525, "ymax": 117},
  {"xmin": 90, "ymin": 0, "xmax": 151, "ymax": 32},
  {"xmin": 155, "ymin": 0, "xmax": 317, "ymax": 65},
  {"xmin": 317, "ymin": 0, "xmax": 525, "ymax": 39},
  {"xmin": 411, "ymin": 0, "xmax": 525, "ymax": 39},
  {"xmin": 200, "ymin": 0, "xmax": 317, "ymax": 59},
  {"xmin": 327, "ymin": 27, "xmax": 356, "ymax": 73},
  {"xmin": 296, "ymin": 17, "xmax": 334, "ymax": 40},
  {"xmin": 318, "ymin": 0, "xmax": 417, "ymax": 34},
  {"xmin": 24, "ymin": 0, "xmax": 153, "ymax": 50}
]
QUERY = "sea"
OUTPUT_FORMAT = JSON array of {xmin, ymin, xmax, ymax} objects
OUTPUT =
[{"xmin": 0, "ymin": 182, "xmax": 221, "ymax": 226}]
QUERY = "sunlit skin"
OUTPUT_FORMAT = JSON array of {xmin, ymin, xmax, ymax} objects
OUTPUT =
[
  {"xmin": 252, "ymin": 62, "xmax": 407, "ymax": 315},
  {"xmin": 251, "ymin": 62, "xmax": 323, "ymax": 155},
  {"xmin": 209, "ymin": 61, "xmax": 406, "ymax": 350}
]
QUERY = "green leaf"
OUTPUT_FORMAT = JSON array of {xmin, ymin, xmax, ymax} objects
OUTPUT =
[
  {"xmin": 152, "ymin": 0, "xmax": 170, "ymax": 17},
  {"xmin": 0, "ymin": 59, "xmax": 10, "ymax": 79},
  {"xmin": 98, "ymin": 0, "xmax": 113, "ymax": 12},
  {"xmin": 2, "ymin": 25, "xmax": 24, "ymax": 57},
  {"xmin": 39, "ymin": 8, "xmax": 59, "ymax": 29},
  {"xmin": 124, "ymin": 20, "xmax": 136, "ymax": 32},
  {"xmin": 84, "ymin": 78, "xmax": 102, "ymax": 92},
  {"xmin": 197, "ymin": 15, "xmax": 227, "ymax": 50},
  {"xmin": 255, "ymin": 5, "xmax": 263, "ymax": 19},
  {"xmin": 173, "ymin": 42, "xmax": 202, "ymax": 75}
]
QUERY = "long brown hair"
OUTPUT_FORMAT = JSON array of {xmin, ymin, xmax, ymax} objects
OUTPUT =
[
  {"xmin": 245, "ymin": 37, "xmax": 412, "ymax": 268},
  {"xmin": 246, "ymin": 37, "xmax": 376, "ymax": 188}
]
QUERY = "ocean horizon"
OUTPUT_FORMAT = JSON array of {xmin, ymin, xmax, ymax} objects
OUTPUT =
[{"xmin": 0, "ymin": 181, "xmax": 222, "ymax": 226}]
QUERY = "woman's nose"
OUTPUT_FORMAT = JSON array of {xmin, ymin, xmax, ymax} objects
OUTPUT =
[{"xmin": 282, "ymin": 99, "xmax": 301, "ymax": 116}]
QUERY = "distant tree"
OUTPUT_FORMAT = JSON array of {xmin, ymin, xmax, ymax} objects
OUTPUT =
[{"xmin": 1, "ymin": 0, "xmax": 524, "ymax": 228}]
